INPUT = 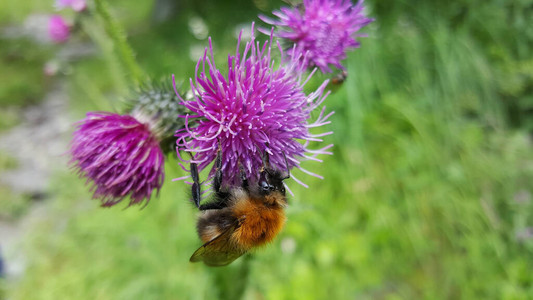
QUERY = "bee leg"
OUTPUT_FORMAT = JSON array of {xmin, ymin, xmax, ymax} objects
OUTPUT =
[
  {"xmin": 260, "ymin": 143, "xmax": 271, "ymax": 169},
  {"xmin": 198, "ymin": 200, "xmax": 227, "ymax": 210},
  {"xmin": 212, "ymin": 144, "xmax": 223, "ymax": 194},
  {"xmin": 190, "ymin": 160, "xmax": 202, "ymax": 209},
  {"xmin": 238, "ymin": 161, "xmax": 248, "ymax": 189},
  {"xmin": 198, "ymin": 144, "xmax": 230, "ymax": 211},
  {"xmin": 198, "ymin": 191, "xmax": 231, "ymax": 211}
]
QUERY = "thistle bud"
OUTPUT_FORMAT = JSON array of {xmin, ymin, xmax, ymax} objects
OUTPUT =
[{"xmin": 69, "ymin": 82, "xmax": 187, "ymax": 207}]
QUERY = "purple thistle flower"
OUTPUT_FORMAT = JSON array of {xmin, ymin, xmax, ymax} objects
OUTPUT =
[
  {"xmin": 259, "ymin": 0, "xmax": 374, "ymax": 73},
  {"xmin": 48, "ymin": 15, "xmax": 70, "ymax": 43},
  {"xmin": 174, "ymin": 23, "xmax": 333, "ymax": 189},
  {"xmin": 70, "ymin": 112, "xmax": 164, "ymax": 207},
  {"xmin": 55, "ymin": 0, "xmax": 87, "ymax": 12}
]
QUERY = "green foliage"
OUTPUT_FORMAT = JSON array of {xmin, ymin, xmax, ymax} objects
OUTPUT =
[
  {"xmin": 373, "ymin": 0, "xmax": 533, "ymax": 130},
  {"xmin": 0, "ymin": 0, "xmax": 50, "ymax": 24},
  {"xmin": 0, "ymin": 186, "xmax": 31, "ymax": 220},
  {"xmin": 4, "ymin": 0, "xmax": 533, "ymax": 299},
  {"xmin": 0, "ymin": 107, "xmax": 21, "ymax": 131},
  {"xmin": 0, "ymin": 153, "xmax": 28, "ymax": 220},
  {"xmin": 93, "ymin": 0, "xmax": 145, "ymax": 85},
  {"xmin": 0, "ymin": 151, "xmax": 18, "ymax": 171},
  {"xmin": 0, "ymin": 38, "xmax": 52, "ymax": 109}
]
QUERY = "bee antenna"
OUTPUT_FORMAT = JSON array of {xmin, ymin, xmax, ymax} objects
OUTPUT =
[{"xmin": 282, "ymin": 152, "xmax": 290, "ymax": 180}]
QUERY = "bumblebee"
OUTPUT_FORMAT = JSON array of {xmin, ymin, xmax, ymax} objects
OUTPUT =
[
  {"xmin": 330, "ymin": 70, "xmax": 348, "ymax": 85},
  {"xmin": 188, "ymin": 147, "xmax": 290, "ymax": 266}
]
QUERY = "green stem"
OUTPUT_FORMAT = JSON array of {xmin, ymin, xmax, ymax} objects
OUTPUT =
[
  {"xmin": 233, "ymin": 255, "xmax": 252, "ymax": 299},
  {"xmin": 79, "ymin": 17, "xmax": 128, "ymax": 97},
  {"xmin": 93, "ymin": 0, "xmax": 145, "ymax": 85},
  {"xmin": 212, "ymin": 255, "xmax": 252, "ymax": 300}
]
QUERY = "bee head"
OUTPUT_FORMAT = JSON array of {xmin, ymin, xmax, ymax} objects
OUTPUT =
[
  {"xmin": 258, "ymin": 150, "xmax": 290, "ymax": 197},
  {"xmin": 258, "ymin": 169, "xmax": 287, "ymax": 196}
]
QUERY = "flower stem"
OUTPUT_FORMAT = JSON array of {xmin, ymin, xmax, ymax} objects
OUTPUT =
[
  {"xmin": 212, "ymin": 255, "xmax": 252, "ymax": 300},
  {"xmin": 93, "ymin": 0, "xmax": 144, "ymax": 85}
]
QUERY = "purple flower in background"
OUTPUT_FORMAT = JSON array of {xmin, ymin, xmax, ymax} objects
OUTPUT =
[
  {"xmin": 260, "ymin": 0, "xmax": 374, "ymax": 73},
  {"xmin": 48, "ymin": 15, "xmax": 70, "ymax": 43},
  {"xmin": 70, "ymin": 112, "xmax": 164, "ymax": 207},
  {"xmin": 174, "ymin": 24, "xmax": 333, "ymax": 188},
  {"xmin": 56, "ymin": 0, "xmax": 86, "ymax": 12}
]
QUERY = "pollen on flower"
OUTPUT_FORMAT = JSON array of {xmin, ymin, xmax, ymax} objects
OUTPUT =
[
  {"xmin": 173, "ymin": 23, "xmax": 334, "ymax": 188},
  {"xmin": 69, "ymin": 112, "xmax": 164, "ymax": 207},
  {"xmin": 259, "ymin": 0, "xmax": 374, "ymax": 73}
]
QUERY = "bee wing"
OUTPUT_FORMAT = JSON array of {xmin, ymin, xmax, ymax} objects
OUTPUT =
[{"xmin": 190, "ymin": 222, "xmax": 246, "ymax": 267}]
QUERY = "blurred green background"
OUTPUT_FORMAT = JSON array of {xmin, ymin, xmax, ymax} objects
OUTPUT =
[{"xmin": 0, "ymin": 0, "xmax": 532, "ymax": 299}]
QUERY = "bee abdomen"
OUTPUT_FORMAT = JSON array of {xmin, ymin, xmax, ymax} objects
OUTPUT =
[
  {"xmin": 234, "ymin": 208, "xmax": 286, "ymax": 248},
  {"xmin": 197, "ymin": 209, "xmax": 236, "ymax": 243}
]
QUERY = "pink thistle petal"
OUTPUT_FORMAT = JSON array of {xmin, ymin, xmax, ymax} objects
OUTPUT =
[
  {"xmin": 69, "ymin": 112, "xmax": 164, "ymax": 207},
  {"xmin": 55, "ymin": 0, "xmax": 86, "ymax": 12},
  {"xmin": 262, "ymin": 0, "xmax": 374, "ymax": 73},
  {"xmin": 175, "ymin": 24, "xmax": 333, "ymax": 187},
  {"xmin": 48, "ymin": 15, "xmax": 70, "ymax": 43}
]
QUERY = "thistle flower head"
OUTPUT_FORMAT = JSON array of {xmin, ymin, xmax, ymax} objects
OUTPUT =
[
  {"xmin": 174, "ymin": 23, "xmax": 333, "ymax": 188},
  {"xmin": 127, "ymin": 80, "xmax": 187, "ymax": 154},
  {"xmin": 260, "ymin": 0, "xmax": 374, "ymax": 73},
  {"xmin": 48, "ymin": 15, "xmax": 70, "ymax": 43},
  {"xmin": 55, "ymin": 0, "xmax": 86, "ymax": 12},
  {"xmin": 70, "ymin": 112, "xmax": 164, "ymax": 207}
]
